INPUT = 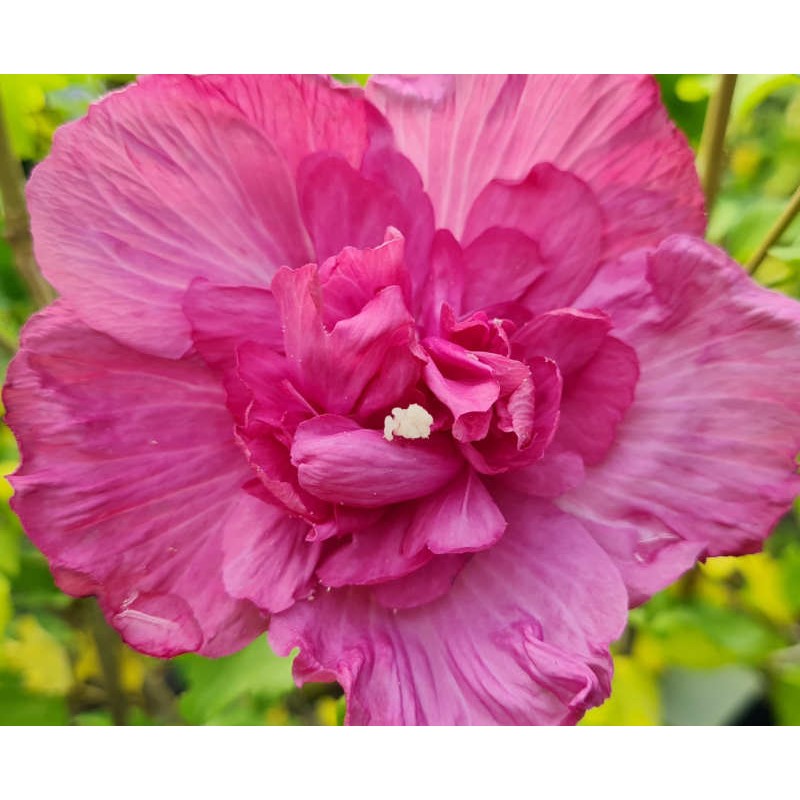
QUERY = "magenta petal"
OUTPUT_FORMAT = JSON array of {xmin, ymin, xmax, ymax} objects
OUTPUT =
[
  {"xmin": 298, "ymin": 153, "xmax": 407, "ymax": 263},
  {"xmin": 367, "ymin": 75, "xmax": 705, "ymax": 253},
  {"xmin": 404, "ymin": 468, "xmax": 507, "ymax": 554},
  {"xmin": 183, "ymin": 279, "xmax": 283, "ymax": 373},
  {"xmin": 291, "ymin": 415, "xmax": 462, "ymax": 507},
  {"xmin": 561, "ymin": 236, "xmax": 800, "ymax": 603},
  {"xmin": 461, "ymin": 227, "xmax": 544, "ymax": 313},
  {"xmin": 4, "ymin": 303, "xmax": 268, "ymax": 656},
  {"xmin": 298, "ymin": 149, "xmax": 435, "ymax": 283},
  {"xmin": 422, "ymin": 337, "xmax": 499, "ymax": 429},
  {"xmin": 271, "ymin": 249, "xmax": 421, "ymax": 418},
  {"xmin": 221, "ymin": 499, "xmax": 320, "ymax": 614},
  {"xmin": 513, "ymin": 308, "xmax": 612, "ymax": 376},
  {"xmin": 555, "ymin": 335, "xmax": 639, "ymax": 466},
  {"xmin": 235, "ymin": 343, "xmax": 314, "ymax": 434},
  {"xmin": 463, "ymin": 164, "xmax": 603, "ymax": 313},
  {"xmin": 270, "ymin": 494, "xmax": 627, "ymax": 725},
  {"xmin": 27, "ymin": 76, "xmax": 313, "ymax": 357},
  {"xmin": 316, "ymin": 230, "xmax": 410, "ymax": 327},
  {"xmin": 500, "ymin": 447, "xmax": 586, "ymax": 499},
  {"xmin": 316, "ymin": 506, "xmax": 433, "ymax": 588},
  {"xmin": 372, "ymin": 553, "xmax": 471, "ymax": 610},
  {"xmin": 418, "ymin": 229, "xmax": 465, "ymax": 333},
  {"xmin": 361, "ymin": 148, "xmax": 436, "ymax": 295}
]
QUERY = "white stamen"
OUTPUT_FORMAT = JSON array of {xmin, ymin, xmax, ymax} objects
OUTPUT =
[{"xmin": 383, "ymin": 403, "xmax": 434, "ymax": 442}]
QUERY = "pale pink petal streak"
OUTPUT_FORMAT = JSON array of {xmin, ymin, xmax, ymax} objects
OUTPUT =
[{"xmin": 367, "ymin": 74, "xmax": 705, "ymax": 256}]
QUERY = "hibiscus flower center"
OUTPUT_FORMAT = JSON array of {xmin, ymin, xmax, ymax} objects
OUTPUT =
[{"xmin": 383, "ymin": 404, "xmax": 434, "ymax": 441}]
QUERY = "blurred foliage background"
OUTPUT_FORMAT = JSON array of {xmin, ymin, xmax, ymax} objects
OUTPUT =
[{"xmin": 0, "ymin": 74, "xmax": 799, "ymax": 726}]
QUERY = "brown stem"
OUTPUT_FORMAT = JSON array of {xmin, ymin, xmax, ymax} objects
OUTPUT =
[
  {"xmin": 746, "ymin": 183, "xmax": 800, "ymax": 274},
  {"xmin": 698, "ymin": 74, "xmax": 738, "ymax": 214},
  {"xmin": 0, "ymin": 93, "xmax": 55, "ymax": 309},
  {"xmin": 87, "ymin": 600, "xmax": 128, "ymax": 725}
]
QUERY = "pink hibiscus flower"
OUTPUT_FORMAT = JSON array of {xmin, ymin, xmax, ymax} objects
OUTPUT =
[{"xmin": 5, "ymin": 75, "xmax": 800, "ymax": 725}]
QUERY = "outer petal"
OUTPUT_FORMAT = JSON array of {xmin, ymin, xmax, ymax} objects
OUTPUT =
[
  {"xmin": 3, "ymin": 303, "xmax": 273, "ymax": 657},
  {"xmin": 367, "ymin": 75, "xmax": 705, "ymax": 253},
  {"xmin": 561, "ymin": 237, "xmax": 800, "ymax": 603},
  {"xmin": 193, "ymin": 74, "xmax": 392, "ymax": 176},
  {"xmin": 27, "ymin": 75, "xmax": 318, "ymax": 358},
  {"xmin": 270, "ymin": 493, "xmax": 628, "ymax": 725}
]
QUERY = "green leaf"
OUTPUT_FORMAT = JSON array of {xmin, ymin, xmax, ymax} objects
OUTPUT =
[
  {"xmin": 332, "ymin": 74, "xmax": 369, "ymax": 86},
  {"xmin": 176, "ymin": 636, "xmax": 295, "ymax": 725},
  {"xmin": 779, "ymin": 542, "xmax": 800, "ymax": 614},
  {"xmin": 0, "ymin": 573, "xmax": 11, "ymax": 638},
  {"xmin": 770, "ymin": 665, "xmax": 800, "ymax": 725},
  {"xmin": 647, "ymin": 601, "xmax": 785, "ymax": 668},
  {"xmin": 0, "ymin": 671, "xmax": 69, "ymax": 724},
  {"xmin": 732, "ymin": 74, "xmax": 800, "ymax": 126}
]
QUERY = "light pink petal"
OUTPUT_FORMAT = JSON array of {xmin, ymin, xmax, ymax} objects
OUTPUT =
[
  {"xmin": 183, "ymin": 279, "xmax": 283, "ymax": 373},
  {"xmin": 28, "ymin": 76, "xmax": 314, "ymax": 358},
  {"xmin": 463, "ymin": 164, "xmax": 603, "ymax": 313},
  {"xmin": 193, "ymin": 74, "xmax": 392, "ymax": 176},
  {"xmin": 4, "ymin": 303, "xmax": 274, "ymax": 657},
  {"xmin": 560, "ymin": 236, "xmax": 800, "ymax": 603},
  {"xmin": 367, "ymin": 75, "xmax": 705, "ymax": 254},
  {"xmin": 291, "ymin": 415, "xmax": 462, "ymax": 507},
  {"xmin": 270, "ymin": 493, "xmax": 628, "ymax": 725}
]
